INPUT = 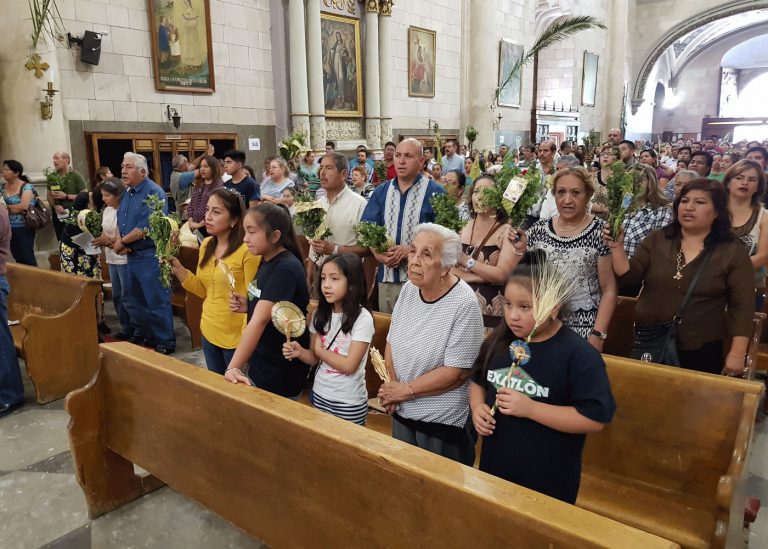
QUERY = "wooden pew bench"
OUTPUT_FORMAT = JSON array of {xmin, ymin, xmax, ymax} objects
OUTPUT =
[
  {"xmin": 65, "ymin": 343, "xmax": 677, "ymax": 549},
  {"xmin": 7, "ymin": 263, "xmax": 101, "ymax": 403},
  {"xmin": 578, "ymin": 355, "xmax": 763, "ymax": 549},
  {"xmin": 171, "ymin": 245, "xmax": 203, "ymax": 350},
  {"xmin": 317, "ymin": 310, "xmax": 760, "ymax": 547}
]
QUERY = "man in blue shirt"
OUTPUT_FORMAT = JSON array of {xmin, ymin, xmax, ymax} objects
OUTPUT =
[
  {"xmin": 113, "ymin": 152, "xmax": 176, "ymax": 355},
  {"xmin": 0, "ymin": 201, "xmax": 23, "ymax": 417},
  {"xmin": 347, "ymin": 147, "xmax": 374, "ymax": 185},
  {"xmin": 361, "ymin": 138, "xmax": 446, "ymax": 313},
  {"xmin": 441, "ymin": 139, "xmax": 464, "ymax": 172}
]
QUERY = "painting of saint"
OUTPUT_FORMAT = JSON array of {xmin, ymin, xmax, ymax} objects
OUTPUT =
[
  {"xmin": 408, "ymin": 27, "xmax": 436, "ymax": 98},
  {"xmin": 321, "ymin": 13, "xmax": 363, "ymax": 117},
  {"xmin": 148, "ymin": 0, "xmax": 215, "ymax": 93}
]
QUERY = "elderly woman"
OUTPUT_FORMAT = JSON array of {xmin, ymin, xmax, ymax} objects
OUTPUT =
[
  {"xmin": 378, "ymin": 223, "xmax": 484, "ymax": 465},
  {"xmin": 508, "ymin": 167, "xmax": 617, "ymax": 351},
  {"xmin": 605, "ymin": 178, "xmax": 754, "ymax": 375},
  {"xmin": 260, "ymin": 158, "xmax": 295, "ymax": 204}
]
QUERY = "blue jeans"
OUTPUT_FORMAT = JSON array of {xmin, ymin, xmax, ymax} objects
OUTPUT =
[
  {"xmin": 10, "ymin": 226, "xmax": 37, "ymax": 267},
  {"xmin": 0, "ymin": 276, "xmax": 24, "ymax": 405},
  {"xmin": 124, "ymin": 250, "xmax": 175, "ymax": 350},
  {"xmin": 108, "ymin": 263, "xmax": 134, "ymax": 337},
  {"xmin": 201, "ymin": 336, "xmax": 236, "ymax": 375}
]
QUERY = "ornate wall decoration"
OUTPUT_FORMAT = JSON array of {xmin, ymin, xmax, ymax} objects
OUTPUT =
[
  {"xmin": 366, "ymin": 0, "xmax": 379, "ymax": 12},
  {"xmin": 381, "ymin": 119, "xmax": 392, "ymax": 143},
  {"xmin": 326, "ymin": 118, "xmax": 364, "ymax": 141},
  {"xmin": 322, "ymin": 0, "xmax": 359, "ymax": 17},
  {"xmin": 379, "ymin": 0, "xmax": 393, "ymax": 16},
  {"xmin": 309, "ymin": 116, "xmax": 327, "ymax": 150},
  {"xmin": 631, "ymin": 0, "xmax": 768, "ymax": 114},
  {"xmin": 366, "ymin": 119, "xmax": 381, "ymax": 150}
]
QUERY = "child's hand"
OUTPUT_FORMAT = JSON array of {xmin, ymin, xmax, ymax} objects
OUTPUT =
[
  {"xmin": 229, "ymin": 292, "xmax": 247, "ymax": 313},
  {"xmin": 495, "ymin": 388, "xmax": 532, "ymax": 418},
  {"xmin": 472, "ymin": 403, "xmax": 496, "ymax": 436},
  {"xmin": 282, "ymin": 341, "xmax": 302, "ymax": 360}
]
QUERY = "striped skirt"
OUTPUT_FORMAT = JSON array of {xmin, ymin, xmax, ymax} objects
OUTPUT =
[{"xmin": 310, "ymin": 391, "xmax": 368, "ymax": 426}]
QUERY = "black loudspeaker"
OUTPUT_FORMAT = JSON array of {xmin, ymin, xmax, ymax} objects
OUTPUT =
[{"xmin": 80, "ymin": 31, "xmax": 102, "ymax": 65}]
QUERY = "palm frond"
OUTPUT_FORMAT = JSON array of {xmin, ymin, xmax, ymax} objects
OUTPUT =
[
  {"xmin": 494, "ymin": 16, "xmax": 606, "ymax": 104},
  {"xmin": 530, "ymin": 259, "xmax": 579, "ymax": 334}
]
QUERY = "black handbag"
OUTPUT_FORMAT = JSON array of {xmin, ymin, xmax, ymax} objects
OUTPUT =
[
  {"xmin": 22, "ymin": 194, "xmax": 52, "ymax": 230},
  {"xmin": 631, "ymin": 249, "xmax": 711, "ymax": 366}
]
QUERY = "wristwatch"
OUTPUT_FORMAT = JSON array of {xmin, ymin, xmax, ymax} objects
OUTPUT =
[
  {"xmin": 464, "ymin": 258, "xmax": 476, "ymax": 271},
  {"xmin": 590, "ymin": 329, "xmax": 608, "ymax": 340}
]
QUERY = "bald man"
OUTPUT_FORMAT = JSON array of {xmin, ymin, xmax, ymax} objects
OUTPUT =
[
  {"xmin": 50, "ymin": 151, "xmax": 87, "ymax": 240},
  {"xmin": 360, "ymin": 138, "xmax": 447, "ymax": 313},
  {"xmin": 607, "ymin": 128, "xmax": 623, "ymax": 145}
]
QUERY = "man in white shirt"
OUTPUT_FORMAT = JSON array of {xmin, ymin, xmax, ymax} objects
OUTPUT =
[
  {"xmin": 441, "ymin": 139, "xmax": 464, "ymax": 172},
  {"xmin": 307, "ymin": 152, "xmax": 369, "ymax": 294}
]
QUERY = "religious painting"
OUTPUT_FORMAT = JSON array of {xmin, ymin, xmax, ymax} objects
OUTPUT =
[
  {"xmin": 321, "ymin": 13, "xmax": 363, "ymax": 117},
  {"xmin": 581, "ymin": 51, "xmax": 599, "ymax": 107},
  {"xmin": 408, "ymin": 26, "xmax": 436, "ymax": 98},
  {"xmin": 498, "ymin": 39, "xmax": 523, "ymax": 107},
  {"xmin": 147, "ymin": 0, "xmax": 215, "ymax": 93}
]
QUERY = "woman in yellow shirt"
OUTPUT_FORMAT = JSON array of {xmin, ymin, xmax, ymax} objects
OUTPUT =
[{"xmin": 170, "ymin": 188, "xmax": 260, "ymax": 373}]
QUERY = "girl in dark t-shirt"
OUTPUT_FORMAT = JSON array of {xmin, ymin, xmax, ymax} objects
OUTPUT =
[
  {"xmin": 224, "ymin": 204, "xmax": 310, "ymax": 398},
  {"xmin": 469, "ymin": 253, "xmax": 616, "ymax": 503}
]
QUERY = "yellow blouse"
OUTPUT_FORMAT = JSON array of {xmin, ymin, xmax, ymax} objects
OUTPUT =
[{"xmin": 182, "ymin": 238, "xmax": 261, "ymax": 349}]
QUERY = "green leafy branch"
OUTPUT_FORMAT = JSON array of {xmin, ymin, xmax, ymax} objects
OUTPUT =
[
  {"xmin": 494, "ymin": 16, "xmax": 606, "ymax": 105},
  {"xmin": 28, "ymin": 0, "xmax": 64, "ymax": 54},
  {"xmin": 430, "ymin": 193, "xmax": 466, "ymax": 234}
]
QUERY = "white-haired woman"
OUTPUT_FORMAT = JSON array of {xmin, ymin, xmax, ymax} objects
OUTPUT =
[{"xmin": 378, "ymin": 223, "xmax": 484, "ymax": 465}]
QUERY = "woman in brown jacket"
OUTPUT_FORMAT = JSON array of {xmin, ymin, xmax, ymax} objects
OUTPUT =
[{"xmin": 604, "ymin": 178, "xmax": 754, "ymax": 375}]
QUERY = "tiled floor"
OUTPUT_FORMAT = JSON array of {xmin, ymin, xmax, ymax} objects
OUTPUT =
[{"xmin": 1, "ymin": 305, "xmax": 767, "ymax": 548}]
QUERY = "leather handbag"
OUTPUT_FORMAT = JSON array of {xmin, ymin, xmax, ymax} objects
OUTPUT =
[
  {"xmin": 631, "ymin": 248, "xmax": 711, "ymax": 366},
  {"xmin": 22, "ymin": 194, "xmax": 52, "ymax": 230}
]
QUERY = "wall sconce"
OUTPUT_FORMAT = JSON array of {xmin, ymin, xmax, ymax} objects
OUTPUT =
[
  {"xmin": 41, "ymin": 82, "xmax": 58, "ymax": 120},
  {"xmin": 166, "ymin": 105, "xmax": 182, "ymax": 130}
]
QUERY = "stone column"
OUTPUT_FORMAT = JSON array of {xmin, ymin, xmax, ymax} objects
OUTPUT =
[
  {"xmin": 364, "ymin": 1, "xmax": 381, "ymax": 151},
  {"xmin": 467, "ymin": 0, "xmax": 496, "ymax": 151},
  {"xmin": 305, "ymin": 0, "xmax": 326, "ymax": 151},
  {"xmin": 288, "ymin": 0, "xmax": 310, "ymax": 137},
  {"xmin": 378, "ymin": 0, "xmax": 393, "ymax": 145}
]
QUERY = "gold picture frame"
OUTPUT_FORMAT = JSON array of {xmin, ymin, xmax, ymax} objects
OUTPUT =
[
  {"xmin": 408, "ymin": 26, "xmax": 436, "ymax": 98},
  {"xmin": 321, "ymin": 13, "xmax": 363, "ymax": 117},
  {"xmin": 147, "ymin": 0, "xmax": 215, "ymax": 93}
]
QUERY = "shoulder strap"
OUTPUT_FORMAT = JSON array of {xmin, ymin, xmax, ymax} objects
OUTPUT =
[{"xmin": 673, "ymin": 248, "xmax": 712, "ymax": 324}]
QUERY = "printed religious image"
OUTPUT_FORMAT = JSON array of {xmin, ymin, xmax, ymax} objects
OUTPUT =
[
  {"xmin": 498, "ymin": 39, "xmax": 523, "ymax": 107},
  {"xmin": 408, "ymin": 26, "xmax": 436, "ymax": 98},
  {"xmin": 147, "ymin": 0, "xmax": 215, "ymax": 93},
  {"xmin": 321, "ymin": 13, "xmax": 363, "ymax": 117}
]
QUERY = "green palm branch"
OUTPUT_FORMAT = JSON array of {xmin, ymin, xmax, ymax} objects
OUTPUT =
[
  {"xmin": 494, "ymin": 16, "xmax": 606, "ymax": 105},
  {"xmin": 28, "ymin": 0, "xmax": 64, "ymax": 53}
]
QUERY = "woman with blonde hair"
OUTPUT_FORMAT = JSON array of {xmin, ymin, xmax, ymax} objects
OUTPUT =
[{"xmin": 507, "ymin": 167, "xmax": 616, "ymax": 350}]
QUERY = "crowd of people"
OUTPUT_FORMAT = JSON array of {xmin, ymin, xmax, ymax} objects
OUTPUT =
[{"xmin": 0, "ymin": 128, "xmax": 765, "ymax": 505}]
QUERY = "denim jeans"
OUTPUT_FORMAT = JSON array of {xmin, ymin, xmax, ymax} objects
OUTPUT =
[
  {"xmin": 0, "ymin": 275, "xmax": 24, "ymax": 405},
  {"xmin": 201, "ymin": 336, "xmax": 236, "ymax": 375},
  {"xmin": 108, "ymin": 263, "xmax": 134, "ymax": 337},
  {"xmin": 10, "ymin": 226, "xmax": 37, "ymax": 267},
  {"xmin": 124, "ymin": 250, "xmax": 175, "ymax": 350}
]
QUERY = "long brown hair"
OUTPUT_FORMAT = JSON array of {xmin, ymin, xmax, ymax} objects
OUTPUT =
[
  {"xmin": 635, "ymin": 164, "xmax": 668, "ymax": 209},
  {"xmin": 195, "ymin": 155, "xmax": 222, "ymax": 188},
  {"xmin": 200, "ymin": 187, "xmax": 247, "ymax": 267},
  {"xmin": 724, "ymin": 159, "xmax": 766, "ymax": 207}
]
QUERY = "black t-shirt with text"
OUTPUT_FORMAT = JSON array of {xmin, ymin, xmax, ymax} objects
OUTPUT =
[
  {"xmin": 473, "ymin": 326, "xmax": 616, "ymax": 503},
  {"xmin": 246, "ymin": 250, "xmax": 310, "ymax": 397}
]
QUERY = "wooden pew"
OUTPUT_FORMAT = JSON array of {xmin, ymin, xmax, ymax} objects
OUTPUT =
[
  {"xmin": 66, "ymin": 343, "xmax": 678, "ymax": 549},
  {"xmin": 603, "ymin": 296, "xmax": 636, "ymax": 358},
  {"xmin": 171, "ymin": 246, "xmax": 203, "ymax": 350},
  {"xmin": 578, "ymin": 355, "xmax": 763, "ymax": 549},
  {"xmin": 7, "ymin": 263, "xmax": 101, "ymax": 403}
]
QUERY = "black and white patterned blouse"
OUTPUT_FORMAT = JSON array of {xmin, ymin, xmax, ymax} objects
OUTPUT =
[
  {"xmin": 526, "ymin": 216, "xmax": 611, "ymax": 338},
  {"xmin": 387, "ymin": 279, "xmax": 484, "ymax": 427}
]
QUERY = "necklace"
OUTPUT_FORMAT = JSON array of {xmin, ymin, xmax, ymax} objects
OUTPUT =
[
  {"xmin": 555, "ymin": 212, "xmax": 588, "ymax": 236},
  {"xmin": 673, "ymin": 245, "xmax": 703, "ymax": 280}
]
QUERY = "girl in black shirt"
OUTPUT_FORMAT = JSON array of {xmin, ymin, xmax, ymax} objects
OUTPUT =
[{"xmin": 470, "ymin": 253, "xmax": 616, "ymax": 503}]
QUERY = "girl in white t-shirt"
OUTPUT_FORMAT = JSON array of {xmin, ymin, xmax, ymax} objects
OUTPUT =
[{"xmin": 283, "ymin": 253, "xmax": 374, "ymax": 425}]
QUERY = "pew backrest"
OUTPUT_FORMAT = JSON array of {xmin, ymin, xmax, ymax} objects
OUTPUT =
[{"xmin": 66, "ymin": 343, "xmax": 678, "ymax": 549}]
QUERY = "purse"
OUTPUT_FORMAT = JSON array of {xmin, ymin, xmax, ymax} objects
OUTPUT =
[
  {"xmin": 631, "ymin": 248, "xmax": 711, "ymax": 366},
  {"xmin": 22, "ymin": 193, "xmax": 52, "ymax": 230}
]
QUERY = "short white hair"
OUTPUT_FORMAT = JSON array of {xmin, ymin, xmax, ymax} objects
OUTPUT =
[
  {"xmin": 123, "ymin": 152, "xmax": 148, "ymax": 174},
  {"xmin": 675, "ymin": 170, "xmax": 698, "ymax": 180},
  {"xmin": 413, "ymin": 223, "xmax": 461, "ymax": 268}
]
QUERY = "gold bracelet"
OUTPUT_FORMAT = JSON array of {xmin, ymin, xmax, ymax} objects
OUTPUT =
[{"xmin": 408, "ymin": 382, "xmax": 415, "ymax": 400}]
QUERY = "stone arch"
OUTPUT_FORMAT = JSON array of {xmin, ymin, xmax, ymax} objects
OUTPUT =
[{"xmin": 630, "ymin": 0, "xmax": 768, "ymax": 115}]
